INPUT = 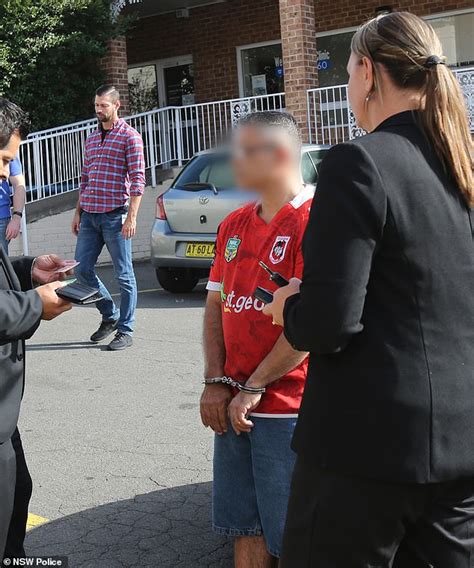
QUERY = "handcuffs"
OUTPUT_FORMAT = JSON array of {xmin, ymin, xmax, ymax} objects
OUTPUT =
[{"xmin": 203, "ymin": 376, "xmax": 266, "ymax": 395}]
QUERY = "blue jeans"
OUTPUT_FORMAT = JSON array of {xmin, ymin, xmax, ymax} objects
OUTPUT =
[
  {"xmin": 74, "ymin": 210, "xmax": 137, "ymax": 335},
  {"xmin": 213, "ymin": 417, "xmax": 297, "ymax": 558},
  {"xmin": 0, "ymin": 217, "xmax": 10, "ymax": 253}
]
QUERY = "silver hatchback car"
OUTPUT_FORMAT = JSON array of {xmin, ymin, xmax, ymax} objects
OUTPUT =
[{"xmin": 151, "ymin": 144, "xmax": 329, "ymax": 293}]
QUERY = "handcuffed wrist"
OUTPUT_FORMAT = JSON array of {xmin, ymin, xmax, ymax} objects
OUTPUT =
[
  {"xmin": 204, "ymin": 377, "xmax": 226, "ymax": 385},
  {"xmin": 203, "ymin": 376, "xmax": 265, "ymax": 394},
  {"xmin": 245, "ymin": 377, "xmax": 265, "ymax": 390}
]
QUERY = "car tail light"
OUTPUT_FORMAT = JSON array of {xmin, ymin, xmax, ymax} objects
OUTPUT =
[{"xmin": 156, "ymin": 194, "xmax": 167, "ymax": 220}]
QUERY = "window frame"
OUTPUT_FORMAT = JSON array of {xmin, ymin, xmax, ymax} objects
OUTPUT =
[{"xmin": 236, "ymin": 39, "xmax": 283, "ymax": 98}]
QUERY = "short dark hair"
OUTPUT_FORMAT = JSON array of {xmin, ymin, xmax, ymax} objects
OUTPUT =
[
  {"xmin": 0, "ymin": 98, "xmax": 30, "ymax": 149},
  {"xmin": 237, "ymin": 111, "xmax": 302, "ymax": 152},
  {"xmin": 95, "ymin": 84, "xmax": 120, "ymax": 102}
]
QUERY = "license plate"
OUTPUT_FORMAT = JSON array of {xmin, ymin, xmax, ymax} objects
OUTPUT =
[{"xmin": 185, "ymin": 242, "xmax": 215, "ymax": 258}]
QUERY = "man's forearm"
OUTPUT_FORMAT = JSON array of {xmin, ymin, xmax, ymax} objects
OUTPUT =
[
  {"xmin": 11, "ymin": 176, "xmax": 26, "ymax": 212},
  {"xmin": 246, "ymin": 333, "xmax": 308, "ymax": 389},
  {"xmin": 203, "ymin": 295, "xmax": 226, "ymax": 377},
  {"xmin": 127, "ymin": 195, "xmax": 142, "ymax": 220}
]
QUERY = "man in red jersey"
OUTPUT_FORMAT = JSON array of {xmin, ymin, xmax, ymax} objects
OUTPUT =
[{"xmin": 200, "ymin": 112, "xmax": 311, "ymax": 568}]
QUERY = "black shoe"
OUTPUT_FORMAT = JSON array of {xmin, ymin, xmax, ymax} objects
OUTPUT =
[
  {"xmin": 90, "ymin": 320, "xmax": 119, "ymax": 343},
  {"xmin": 107, "ymin": 332, "xmax": 133, "ymax": 351}
]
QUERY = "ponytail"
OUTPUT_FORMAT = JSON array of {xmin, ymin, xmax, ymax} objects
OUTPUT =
[
  {"xmin": 352, "ymin": 12, "xmax": 473, "ymax": 208},
  {"xmin": 422, "ymin": 64, "xmax": 473, "ymax": 207}
]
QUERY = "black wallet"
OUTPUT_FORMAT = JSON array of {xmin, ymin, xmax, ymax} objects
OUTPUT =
[{"xmin": 56, "ymin": 282, "xmax": 104, "ymax": 305}]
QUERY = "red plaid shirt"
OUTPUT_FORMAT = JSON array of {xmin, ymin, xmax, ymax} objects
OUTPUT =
[{"xmin": 79, "ymin": 119, "xmax": 145, "ymax": 213}]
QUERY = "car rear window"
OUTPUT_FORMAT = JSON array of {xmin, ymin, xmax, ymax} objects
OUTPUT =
[
  {"xmin": 301, "ymin": 153, "xmax": 318, "ymax": 185},
  {"xmin": 309, "ymin": 149, "xmax": 328, "ymax": 174},
  {"xmin": 173, "ymin": 154, "xmax": 235, "ymax": 191}
]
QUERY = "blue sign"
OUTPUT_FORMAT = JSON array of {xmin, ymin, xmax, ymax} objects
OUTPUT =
[
  {"xmin": 275, "ymin": 66, "xmax": 284, "ymax": 78},
  {"xmin": 317, "ymin": 60, "xmax": 332, "ymax": 71},
  {"xmin": 316, "ymin": 49, "xmax": 332, "ymax": 72}
]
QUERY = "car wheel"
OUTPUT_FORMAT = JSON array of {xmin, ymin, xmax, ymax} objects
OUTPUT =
[{"xmin": 156, "ymin": 267, "xmax": 200, "ymax": 293}]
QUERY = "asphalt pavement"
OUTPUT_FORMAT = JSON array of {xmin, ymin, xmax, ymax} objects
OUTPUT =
[{"xmin": 21, "ymin": 262, "xmax": 233, "ymax": 567}]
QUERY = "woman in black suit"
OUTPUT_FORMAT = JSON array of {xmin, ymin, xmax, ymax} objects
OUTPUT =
[{"xmin": 264, "ymin": 11, "xmax": 474, "ymax": 568}]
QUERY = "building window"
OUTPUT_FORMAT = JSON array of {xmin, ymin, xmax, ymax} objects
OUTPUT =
[
  {"xmin": 428, "ymin": 11, "xmax": 474, "ymax": 68},
  {"xmin": 128, "ymin": 65, "xmax": 158, "ymax": 114},
  {"xmin": 238, "ymin": 41, "xmax": 284, "ymax": 98},
  {"xmin": 316, "ymin": 31, "xmax": 353, "ymax": 88},
  {"xmin": 316, "ymin": 10, "xmax": 474, "ymax": 88}
]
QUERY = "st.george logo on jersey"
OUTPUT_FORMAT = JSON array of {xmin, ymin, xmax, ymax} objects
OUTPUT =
[
  {"xmin": 225, "ymin": 236, "xmax": 241, "ymax": 263},
  {"xmin": 269, "ymin": 236, "xmax": 291, "ymax": 264}
]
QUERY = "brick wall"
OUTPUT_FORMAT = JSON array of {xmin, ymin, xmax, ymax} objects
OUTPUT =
[
  {"xmin": 127, "ymin": 0, "xmax": 281, "ymax": 103},
  {"xmin": 126, "ymin": 1, "xmax": 472, "ymax": 104},
  {"xmin": 101, "ymin": 37, "xmax": 131, "ymax": 115},
  {"xmin": 8, "ymin": 185, "xmax": 164, "ymax": 264},
  {"xmin": 314, "ymin": 0, "xmax": 474, "ymax": 32}
]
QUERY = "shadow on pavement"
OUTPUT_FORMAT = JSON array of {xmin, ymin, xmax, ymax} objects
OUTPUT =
[
  {"xmin": 26, "ymin": 482, "xmax": 232, "ymax": 568},
  {"xmin": 27, "ymin": 342, "xmax": 102, "ymax": 351}
]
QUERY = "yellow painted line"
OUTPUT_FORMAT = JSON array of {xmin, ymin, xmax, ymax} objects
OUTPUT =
[{"xmin": 26, "ymin": 513, "xmax": 49, "ymax": 531}]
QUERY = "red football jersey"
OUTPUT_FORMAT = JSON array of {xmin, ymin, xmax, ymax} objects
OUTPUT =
[{"xmin": 207, "ymin": 187, "xmax": 313, "ymax": 416}]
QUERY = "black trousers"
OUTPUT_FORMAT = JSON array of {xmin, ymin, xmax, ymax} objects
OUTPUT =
[
  {"xmin": 281, "ymin": 457, "xmax": 474, "ymax": 568},
  {"xmin": 3, "ymin": 429, "xmax": 32, "ymax": 559}
]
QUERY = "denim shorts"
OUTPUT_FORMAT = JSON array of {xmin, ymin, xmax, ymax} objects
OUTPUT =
[{"xmin": 213, "ymin": 417, "xmax": 297, "ymax": 558}]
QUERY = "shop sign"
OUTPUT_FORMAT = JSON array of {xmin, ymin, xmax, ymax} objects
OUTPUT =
[
  {"xmin": 316, "ymin": 50, "xmax": 332, "ymax": 71},
  {"xmin": 251, "ymin": 74, "xmax": 268, "ymax": 96}
]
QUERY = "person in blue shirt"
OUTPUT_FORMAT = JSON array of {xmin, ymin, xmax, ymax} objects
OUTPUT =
[{"xmin": 0, "ymin": 155, "xmax": 26, "ymax": 253}]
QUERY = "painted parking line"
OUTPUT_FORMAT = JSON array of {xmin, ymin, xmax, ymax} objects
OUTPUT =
[
  {"xmin": 110, "ymin": 287, "xmax": 162, "ymax": 298},
  {"xmin": 26, "ymin": 513, "xmax": 48, "ymax": 531}
]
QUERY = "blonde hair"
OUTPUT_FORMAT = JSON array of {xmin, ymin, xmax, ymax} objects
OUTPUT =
[{"xmin": 352, "ymin": 12, "xmax": 473, "ymax": 208}]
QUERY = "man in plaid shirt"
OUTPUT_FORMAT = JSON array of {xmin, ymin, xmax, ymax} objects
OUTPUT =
[{"xmin": 72, "ymin": 85, "xmax": 145, "ymax": 351}]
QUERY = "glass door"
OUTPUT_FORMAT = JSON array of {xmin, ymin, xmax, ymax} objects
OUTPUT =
[{"xmin": 157, "ymin": 55, "xmax": 195, "ymax": 107}]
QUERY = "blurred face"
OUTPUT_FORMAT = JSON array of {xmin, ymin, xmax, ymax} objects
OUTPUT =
[
  {"xmin": 95, "ymin": 94, "xmax": 120, "ymax": 123},
  {"xmin": 232, "ymin": 126, "xmax": 294, "ymax": 193},
  {"xmin": 0, "ymin": 131, "xmax": 20, "ymax": 181},
  {"xmin": 347, "ymin": 51, "xmax": 374, "ymax": 131}
]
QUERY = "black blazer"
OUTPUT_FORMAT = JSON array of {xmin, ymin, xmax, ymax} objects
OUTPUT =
[
  {"xmin": 285, "ymin": 111, "xmax": 474, "ymax": 483},
  {"xmin": 0, "ymin": 249, "xmax": 42, "ymax": 444}
]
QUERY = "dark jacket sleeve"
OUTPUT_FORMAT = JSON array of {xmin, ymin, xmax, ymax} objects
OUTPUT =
[
  {"xmin": 10, "ymin": 256, "xmax": 36, "ymax": 291},
  {"xmin": 283, "ymin": 143, "xmax": 386, "ymax": 353},
  {"xmin": 0, "ymin": 256, "xmax": 42, "ymax": 345},
  {"xmin": 0, "ymin": 289, "xmax": 43, "ymax": 345}
]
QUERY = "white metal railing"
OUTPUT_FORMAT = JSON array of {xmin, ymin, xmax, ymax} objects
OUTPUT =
[
  {"xmin": 307, "ymin": 66, "xmax": 474, "ymax": 144},
  {"xmin": 168, "ymin": 92, "xmax": 285, "ymax": 167},
  {"xmin": 21, "ymin": 92, "xmax": 285, "ymax": 203},
  {"xmin": 27, "ymin": 117, "xmax": 97, "ymax": 139},
  {"xmin": 20, "ymin": 124, "xmax": 95, "ymax": 204},
  {"xmin": 307, "ymin": 84, "xmax": 356, "ymax": 145}
]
